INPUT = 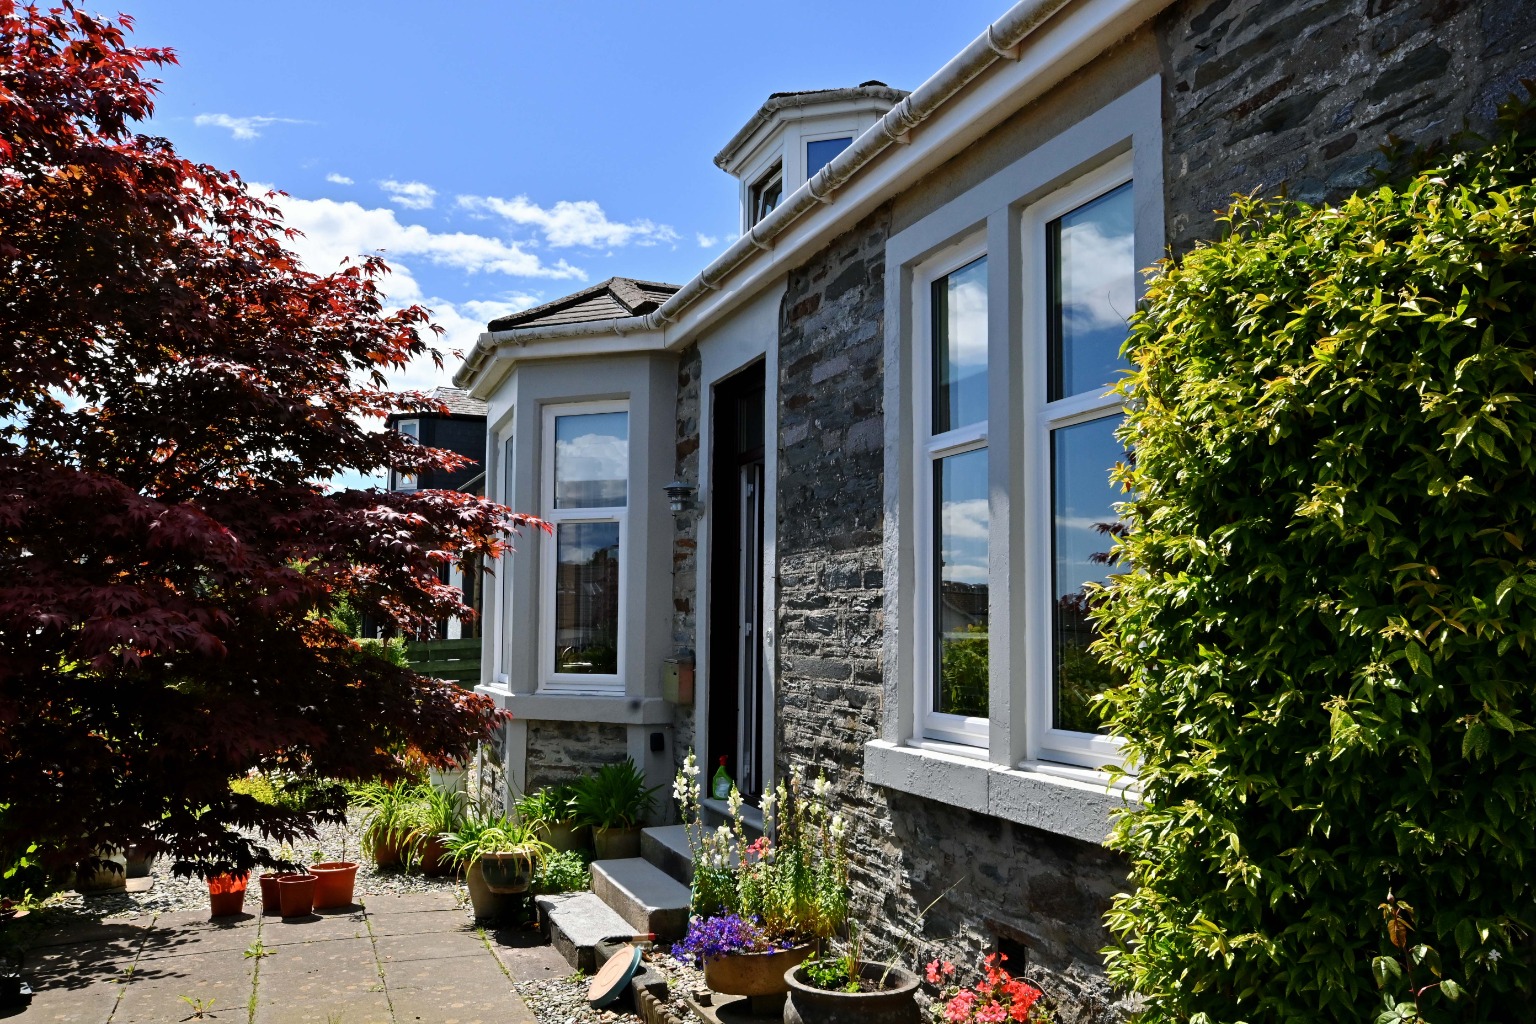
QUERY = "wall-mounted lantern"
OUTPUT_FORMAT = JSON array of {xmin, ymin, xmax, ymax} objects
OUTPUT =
[{"xmin": 664, "ymin": 480, "xmax": 698, "ymax": 515}]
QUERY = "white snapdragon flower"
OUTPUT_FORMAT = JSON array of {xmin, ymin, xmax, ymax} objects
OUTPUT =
[
  {"xmin": 684, "ymin": 751, "xmax": 699, "ymax": 777},
  {"xmin": 813, "ymin": 776, "xmax": 831, "ymax": 800},
  {"xmin": 727, "ymin": 786, "xmax": 743, "ymax": 818},
  {"xmin": 760, "ymin": 790, "xmax": 776, "ymax": 819},
  {"xmin": 673, "ymin": 777, "xmax": 687, "ymax": 805},
  {"xmin": 830, "ymin": 813, "xmax": 847, "ymax": 840}
]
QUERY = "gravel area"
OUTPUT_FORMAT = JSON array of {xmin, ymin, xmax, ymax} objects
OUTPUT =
[
  {"xmin": 43, "ymin": 807, "xmax": 464, "ymax": 922},
  {"xmin": 513, "ymin": 949, "xmax": 707, "ymax": 1024}
]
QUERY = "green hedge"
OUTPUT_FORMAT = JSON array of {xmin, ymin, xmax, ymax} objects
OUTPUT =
[{"xmin": 1095, "ymin": 100, "xmax": 1536, "ymax": 1021}]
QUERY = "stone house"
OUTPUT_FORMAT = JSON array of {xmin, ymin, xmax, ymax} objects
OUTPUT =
[{"xmin": 453, "ymin": 0, "xmax": 1536, "ymax": 1016}]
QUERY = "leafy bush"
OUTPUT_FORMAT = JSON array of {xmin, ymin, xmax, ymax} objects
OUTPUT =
[
  {"xmin": 532, "ymin": 849, "xmax": 590, "ymax": 894},
  {"xmin": 570, "ymin": 761, "xmax": 657, "ymax": 830},
  {"xmin": 1094, "ymin": 98, "xmax": 1536, "ymax": 1020}
]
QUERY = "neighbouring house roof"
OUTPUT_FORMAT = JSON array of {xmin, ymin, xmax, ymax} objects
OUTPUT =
[
  {"xmin": 487, "ymin": 278, "xmax": 681, "ymax": 331},
  {"xmin": 714, "ymin": 81, "xmax": 909, "ymax": 171},
  {"xmin": 428, "ymin": 386, "xmax": 487, "ymax": 417}
]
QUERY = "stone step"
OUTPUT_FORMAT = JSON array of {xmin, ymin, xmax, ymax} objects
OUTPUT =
[
  {"xmin": 589, "ymin": 858, "xmax": 691, "ymax": 943},
  {"xmin": 640, "ymin": 825, "xmax": 693, "ymax": 887},
  {"xmin": 535, "ymin": 891, "xmax": 637, "ymax": 973}
]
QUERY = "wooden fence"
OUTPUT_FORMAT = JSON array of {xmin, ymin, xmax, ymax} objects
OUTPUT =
[{"xmin": 403, "ymin": 637, "xmax": 482, "ymax": 688}]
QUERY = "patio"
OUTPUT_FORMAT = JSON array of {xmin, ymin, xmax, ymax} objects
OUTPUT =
[{"xmin": 11, "ymin": 891, "xmax": 564, "ymax": 1024}]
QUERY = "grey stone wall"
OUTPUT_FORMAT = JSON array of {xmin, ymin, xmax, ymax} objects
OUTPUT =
[
  {"xmin": 772, "ymin": 206, "xmax": 1128, "ymax": 1022},
  {"xmin": 671, "ymin": 344, "xmax": 702, "ymax": 776},
  {"xmin": 1160, "ymin": 0, "xmax": 1536, "ymax": 252},
  {"xmin": 523, "ymin": 720, "xmax": 629, "ymax": 791}
]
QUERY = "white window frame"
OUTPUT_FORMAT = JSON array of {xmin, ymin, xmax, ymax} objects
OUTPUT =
[
  {"xmin": 913, "ymin": 233, "xmax": 991, "ymax": 748},
  {"xmin": 1021, "ymin": 154, "xmax": 1133, "ymax": 770},
  {"xmin": 540, "ymin": 401, "xmax": 628, "ymax": 694},
  {"xmin": 392, "ymin": 418, "xmax": 420, "ymax": 491},
  {"xmin": 495, "ymin": 424, "xmax": 515, "ymax": 687}
]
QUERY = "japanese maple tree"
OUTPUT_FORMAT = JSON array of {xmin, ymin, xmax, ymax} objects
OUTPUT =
[{"xmin": 0, "ymin": 2, "xmax": 540, "ymax": 875}]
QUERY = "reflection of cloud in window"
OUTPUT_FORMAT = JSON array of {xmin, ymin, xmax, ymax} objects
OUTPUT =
[
  {"xmin": 559, "ymin": 540, "xmax": 618, "ymax": 563},
  {"xmin": 1060, "ymin": 220, "xmax": 1134, "ymax": 333},
  {"xmin": 556, "ymin": 431, "xmax": 627, "ymax": 504},
  {"xmin": 947, "ymin": 275, "xmax": 988, "ymax": 366},
  {"xmin": 942, "ymin": 497, "xmax": 989, "ymax": 540}
]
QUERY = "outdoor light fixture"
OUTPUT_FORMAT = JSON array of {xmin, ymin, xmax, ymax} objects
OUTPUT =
[{"xmin": 664, "ymin": 480, "xmax": 697, "ymax": 514}]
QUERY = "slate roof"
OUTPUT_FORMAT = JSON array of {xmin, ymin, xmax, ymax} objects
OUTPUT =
[
  {"xmin": 429, "ymin": 387, "xmax": 487, "ymax": 417},
  {"xmin": 487, "ymin": 277, "xmax": 681, "ymax": 332}
]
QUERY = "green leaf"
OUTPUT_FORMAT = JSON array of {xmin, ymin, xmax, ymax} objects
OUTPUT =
[{"xmin": 1404, "ymin": 642, "xmax": 1432, "ymax": 677}]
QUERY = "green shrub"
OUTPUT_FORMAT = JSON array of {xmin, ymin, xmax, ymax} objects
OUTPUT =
[
  {"xmin": 1095, "ymin": 98, "xmax": 1536, "ymax": 1021},
  {"xmin": 533, "ymin": 849, "xmax": 590, "ymax": 894}
]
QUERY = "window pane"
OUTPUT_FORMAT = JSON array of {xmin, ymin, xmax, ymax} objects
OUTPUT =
[
  {"xmin": 1048, "ymin": 182, "xmax": 1134, "ymax": 402},
  {"xmin": 935, "ymin": 447, "xmax": 989, "ymax": 718},
  {"xmin": 806, "ymin": 137, "xmax": 851, "ymax": 177},
  {"xmin": 554, "ymin": 411, "xmax": 628, "ymax": 508},
  {"xmin": 554, "ymin": 522, "xmax": 620, "ymax": 675},
  {"xmin": 932, "ymin": 257, "xmax": 988, "ymax": 434},
  {"xmin": 1051, "ymin": 415, "xmax": 1127, "ymax": 733}
]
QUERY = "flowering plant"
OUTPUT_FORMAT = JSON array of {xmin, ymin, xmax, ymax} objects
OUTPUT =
[
  {"xmin": 670, "ymin": 913, "xmax": 795, "ymax": 966},
  {"xmin": 673, "ymin": 751, "xmax": 849, "ymax": 942},
  {"xmin": 925, "ymin": 953, "xmax": 1050, "ymax": 1023}
]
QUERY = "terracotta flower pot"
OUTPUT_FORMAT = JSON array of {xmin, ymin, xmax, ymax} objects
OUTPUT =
[
  {"xmin": 784, "ymin": 963, "xmax": 921, "ymax": 1024},
  {"xmin": 371, "ymin": 835, "xmax": 402, "ymax": 868},
  {"xmin": 418, "ymin": 837, "xmax": 452, "ymax": 877},
  {"xmin": 257, "ymin": 873, "xmax": 283, "ymax": 915},
  {"xmin": 703, "ymin": 944, "xmax": 813, "ymax": 999},
  {"xmin": 309, "ymin": 862, "xmax": 358, "ymax": 909},
  {"xmin": 592, "ymin": 825, "xmax": 641, "ymax": 860},
  {"xmin": 207, "ymin": 872, "xmax": 249, "ymax": 917},
  {"xmin": 477, "ymin": 850, "xmax": 536, "ymax": 894},
  {"xmin": 276, "ymin": 873, "xmax": 317, "ymax": 918}
]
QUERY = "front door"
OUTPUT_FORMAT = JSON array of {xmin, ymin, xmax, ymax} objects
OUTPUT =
[{"xmin": 708, "ymin": 361, "xmax": 767, "ymax": 803}]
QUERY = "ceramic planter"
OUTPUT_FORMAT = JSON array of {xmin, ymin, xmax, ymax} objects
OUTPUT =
[
  {"xmin": 464, "ymin": 861, "xmax": 511, "ymax": 920},
  {"xmin": 592, "ymin": 825, "xmax": 641, "ymax": 860},
  {"xmin": 257, "ymin": 873, "xmax": 283, "ymax": 915},
  {"xmin": 206, "ymin": 872, "xmax": 249, "ymax": 917},
  {"xmin": 703, "ymin": 944, "xmax": 812, "ymax": 1000},
  {"xmin": 75, "ymin": 848, "xmax": 127, "ymax": 892},
  {"xmin": 477, "ymin": 850, "xmax": 536, "ymax": 894},
  {"xmin": 539, "ymin": 820, "xmax": 591, "ymax": 854},
  {"xmin": 309, "ymin": 861, "xmax": 358, "ymax": 909},
  {"xmin": 124, "ymin": 845, "xmax": 154, "ymax": 879},
  {"xmin": 784, "ymin": 963, "xmax": 921, "ymax": 1024},
  {"xmin": 275, "ymin": 873, "xmax": 317, "ymax": 918}
]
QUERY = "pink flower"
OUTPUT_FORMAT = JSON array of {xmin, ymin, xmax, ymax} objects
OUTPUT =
[
  {"xmin": 977, "ymin": 1002, "xmax": 1007, "ymax": 1024},
  {"xmin": 926, "ymin": 960, "xmax": 943, "ymax": 984},
  {"xmin": 944, "ymin": 990, "xmax": 978, "ymax": 1023}
]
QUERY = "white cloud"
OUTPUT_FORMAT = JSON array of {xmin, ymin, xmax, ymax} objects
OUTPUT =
[
  {"xmin": 326, "ymin": 173, "xmax": 354, "ymax": 185},
  {"xmin": 194, "ymin": 113, "xmax": 307, "ymax": 140},
  {"xmin": 380, "ymin": 179, "xmax": 438, "ymax": 210},
  {"xmin": 252, "ymin": 187, "xmax": 573, "ymax": 395},
  {"xmin": 696, "ymin": 232, "xmax": 719, "ymax": 249},
  {"xmin": 458, "ymin": 193, "xmax": 678, "ymax": 249},
  {"xmin": 1059, "ymin": 219, "xmax": 1135, "ymax": 334}
]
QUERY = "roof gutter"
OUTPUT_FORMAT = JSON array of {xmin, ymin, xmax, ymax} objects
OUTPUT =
[{"xmin": 455, "ymin": 0, "xmax": 1078, "ymax": 391}]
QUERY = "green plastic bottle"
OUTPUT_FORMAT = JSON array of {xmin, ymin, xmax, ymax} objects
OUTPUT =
[{"xmin": 711, "ymin": 756, "xmax": 733, "ymax": 800}]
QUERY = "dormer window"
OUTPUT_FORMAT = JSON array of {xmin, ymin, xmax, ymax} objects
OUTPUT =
[
  {"xmin": 806, "ymin": 136, "xmax": 852, "ymax": 177},
  {"xmin": 748, "ymin": 163, "xmax": 782, "ymax": 226},
  {"xmin": 392, "ymin": 418, "xmax": 420, "ymax": 492}
]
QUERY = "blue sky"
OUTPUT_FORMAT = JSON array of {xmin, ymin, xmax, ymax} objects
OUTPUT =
[{"xmin": 119, "ymin": 1, "xmax": 1013, "ymax": 394}]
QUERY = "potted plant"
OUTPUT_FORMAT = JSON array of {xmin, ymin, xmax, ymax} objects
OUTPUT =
[
  {"xmin": 516, "ymin": 784, "xmax": 589, "ymax": 853},
  {"xmin": 74, "ymin": 847, "xmax": 127, "ymax": 893},
  {"xmin": 405, "ymin": 785, "xmax": 466, "ymax": 876},
  {"xmin": 309, "ymin": 850, "xmax": 358, "ymax": 910},
  {"xmin": 442, "ymin": 814, "xmax": 552, "ymax": 919},
  {"xmin": 785, "ymin": 951, "xmax": 922, "ymax": 1024},
  {"xmin": 571, "ymin": 761, "xmax": 658, "ymax": 859},
  {"xmin": 356, "ymin": 781, "xmax": 427, "ymax": 868},
  {"xmin": 206, "ymin": 871, "xmax": 249, "ymax": 917},
  {"xmin": 672, "ymin": 914, "xmax": 811, "ymax": 1015}
]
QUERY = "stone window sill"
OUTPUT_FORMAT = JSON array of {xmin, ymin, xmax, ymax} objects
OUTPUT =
[
  {"xmin": 863, "ymin": 739, "xmax": 1138, "ymax": 846},
  {"xmin": 473, "ymin": 687, "xmax": 674, "ymax": 726}
]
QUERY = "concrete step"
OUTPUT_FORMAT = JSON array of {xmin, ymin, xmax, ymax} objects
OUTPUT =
[
  {"xmin": 589, "ymin": 858, "xmax": 691, "ymax": 943},
  {"xmin": 535, "ymin": 891, "xmax": 637, "ymax": 973},
  {"xmin": 640, "ymin": 825, "xmax": 693, "ymax": 887}
]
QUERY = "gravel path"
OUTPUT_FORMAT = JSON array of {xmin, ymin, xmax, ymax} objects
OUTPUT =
[{"xmin": 512, "ymin": 948, "xmax": 707, "ymax": 1024}]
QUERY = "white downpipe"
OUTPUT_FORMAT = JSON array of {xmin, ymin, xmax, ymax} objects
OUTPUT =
[{"xmin": 454, "ymin": 0, "xmax": 1083, "ymax": 390}]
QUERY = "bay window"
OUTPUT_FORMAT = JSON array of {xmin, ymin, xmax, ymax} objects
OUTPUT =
[{"xmin": 542, "ymin": 403, "xmax": 628, "ymax": 691}]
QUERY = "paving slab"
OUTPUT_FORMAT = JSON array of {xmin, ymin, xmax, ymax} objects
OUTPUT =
[
  {"xmin": 359, "ymin": 892, "xmax": 458, "ymax": 917},
  {"xmin": 112, "ymin": 950, "xmax": 255, "ymax": 1024},
  {"xmin": 251, "ymin": 929, "xmax": 390, "ymax": 1024},
  {"xmin": 257, "ymin": 908, "xmax": 370, "ymax": 947},
  {"xmin": 12, "ymin": 975, "xmax": 122, "ymax": 1024},
  {"xmin": 381, "ymin": 930, "xmax": 533, "ymax": 1024},
  {"xmin": 28, "ymin": 916, "xmax": 155, "ymax": 951},
  {"xmin": 138, "ymin": 911, "xmax": 259, "ymax": 961}
]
